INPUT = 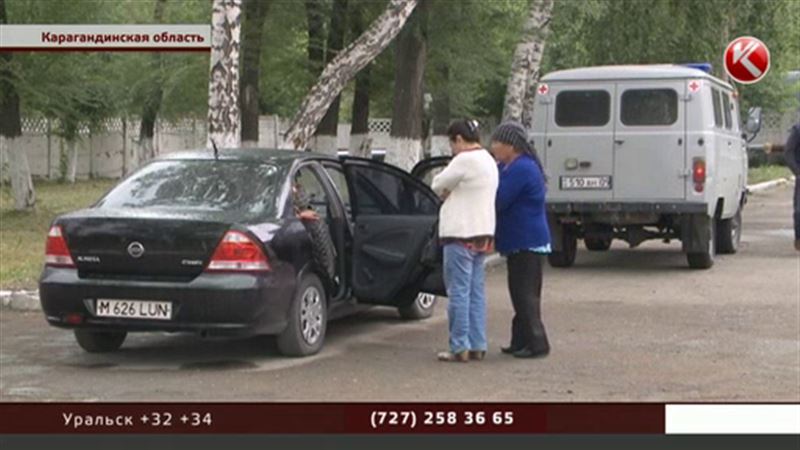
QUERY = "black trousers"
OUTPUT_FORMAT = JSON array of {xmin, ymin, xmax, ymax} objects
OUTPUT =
[
  {"xmin": 506, "ymin": 252, "xmax": 550, "ymax": 353},
  {"xmin": 794, "ymin": 181, "xmax": 800, "ymax": 240}
]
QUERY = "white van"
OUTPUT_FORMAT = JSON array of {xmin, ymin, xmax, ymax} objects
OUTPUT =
[{"xmin": 530, "ymin": 64, "xmax": 762, "ymax": 269}]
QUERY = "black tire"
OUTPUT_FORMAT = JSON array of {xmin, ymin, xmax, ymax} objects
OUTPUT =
[
  {"xmin": 303, "ymin": 219, "xmax": 336, "ymax": 283},
  {"xmin": 398, "ymin": 292, "xmax": 437, "ymax": 320},
  {"xmin": 584, "ymin": 237, "xmax": 612, "ymax": 251},
  {"xmin": 716, "ymin": 208, "xmax": 742, "ymax": 254},
  {"xmin": 548, "ymin": 229, "xmax": 577, "ymax": 268},
  {"xmin": 74, "ymin": 329, "xmax": 127, "ymax": 353},
  {"xmin": 277, "ymin": 273, "xmax": 327, "ymax": 357},
  {"xmin": 687, "ymin": 218, "xmax": 716, "ymax": 269}
]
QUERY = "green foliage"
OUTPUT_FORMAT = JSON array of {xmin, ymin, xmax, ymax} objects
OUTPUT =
[{"xmin": 543, "ymin": 0, "xmax": 800, "ymax": 114}]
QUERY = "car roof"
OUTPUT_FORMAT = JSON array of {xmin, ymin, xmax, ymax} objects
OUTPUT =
[
  {"xmin": 155, "ymin": 148, "xmax": 336, "ymax": 165},
  {"xmin": 541, "ymin": 64, "xmax": 734, "ymax": 89}
]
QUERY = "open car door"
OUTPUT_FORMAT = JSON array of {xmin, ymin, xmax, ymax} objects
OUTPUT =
[{"xmin": 341, "ymin": 157, "xmax": 446, "ymax": 305}]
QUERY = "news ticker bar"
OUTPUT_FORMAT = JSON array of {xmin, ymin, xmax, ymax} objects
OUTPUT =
[
  {"xmin": 0, "ymin": 25, "xmax": 211, "ymax": 51},
  {"xmin": 1, "ymin": 403, "xmax": 798, "ymax": 434}
]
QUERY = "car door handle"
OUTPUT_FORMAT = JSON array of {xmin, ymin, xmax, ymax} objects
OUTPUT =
[{"xmin": 614, "ymin": 139, "xmax": 625, "ymax": 145}]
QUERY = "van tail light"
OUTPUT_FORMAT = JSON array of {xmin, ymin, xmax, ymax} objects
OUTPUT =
[
  {"xmin": 45, "ymin": 225, "xmax": 75, "ymax": 267},
  {"xmin": 206, "ymin": 231, "xmax": 270, "ymax": 273},
  {"xmin": 692, "ymin": 158, "xmax": 706, "ymax": 193}
]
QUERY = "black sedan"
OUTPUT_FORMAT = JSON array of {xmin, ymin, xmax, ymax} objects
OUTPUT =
[{"xmin": 40, "ymin": 149, "xmax": 448, "ymax": 356}]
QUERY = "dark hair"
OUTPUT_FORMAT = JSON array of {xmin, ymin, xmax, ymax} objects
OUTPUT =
[
  {"xmin": 492, "ymin": 121, "xmax": 546, "ymax": 179},
  {"xmin": 446, "ymin": 119, "xmax": 481, "ymax": 144}
]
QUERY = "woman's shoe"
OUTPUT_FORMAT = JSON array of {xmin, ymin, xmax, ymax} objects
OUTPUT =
[
  {"xmin": 437, "ymin": 351, "xmax": 469, "ymax": 362},
  {"xmin": 512, "ymin": 347, "xmax": 550, "ymax": 359},
  {"xmin": 468, "ymin": 350, "xmax": 486, "ymax": 361},
  {"xmin": 501, "ymin": 345, "xmax": 523, "ymax": 355}
]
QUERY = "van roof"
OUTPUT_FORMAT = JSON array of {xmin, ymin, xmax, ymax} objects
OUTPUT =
[{"xmin": 541, "ymin": 64, "xmax": 733, "ymax": 89}]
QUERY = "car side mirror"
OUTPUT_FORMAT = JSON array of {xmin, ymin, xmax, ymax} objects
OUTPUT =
[{"xmin": 744, "ymin": 106, "xmax": 762, "ymax": 136}]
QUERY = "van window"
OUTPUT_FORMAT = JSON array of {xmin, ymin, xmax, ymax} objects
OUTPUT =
[
  {"xmin": 555, "ymin": 90, "xmax": 610, "ymax": 127},
  {"xmin": 722, "ymin": 94, "xmax": 732, "ymax": 129},
  {"xmin": 620, "ymin": 89, "xmax": 678, "ymax": 126},
  {"xmin": 711, "ymin": 88, "xmax": 723, "ymax": 128}
]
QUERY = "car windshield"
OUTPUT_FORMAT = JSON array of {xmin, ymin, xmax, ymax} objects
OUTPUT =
[{"xmin": 96, "ymin": 160, "xmax": 283, "ymax": 221}]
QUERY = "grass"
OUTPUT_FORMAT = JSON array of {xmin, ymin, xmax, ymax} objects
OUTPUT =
[
  {"xmin": 748, "ymin": 165, "xmax": 793, "ymax": 185},
  {"xmin": 0, "ymin": 178, "xmax": 116, "ymax": 291}
]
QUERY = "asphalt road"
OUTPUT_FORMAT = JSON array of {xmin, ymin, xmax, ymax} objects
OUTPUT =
[{"xmin": 1, "ymin": 186, "xmax": 798, "ymax": 402}]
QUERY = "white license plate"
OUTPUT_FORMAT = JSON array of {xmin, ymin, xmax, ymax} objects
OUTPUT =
[
  {"xmin": 95, "ymin": 299, "xmax": 172, "ymax": 320},
  {"xmin": 560, "ymin": 176, "xmax": 612, "ymax": 190}
]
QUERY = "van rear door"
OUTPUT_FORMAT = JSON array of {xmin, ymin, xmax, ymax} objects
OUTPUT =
[
  {"xmin": 544, "ymin": 83, "xmax": 616, "ymax": 202},
  {"xmin": 612, "ymin": 81, "xmax": 686, "ymax": 200}
]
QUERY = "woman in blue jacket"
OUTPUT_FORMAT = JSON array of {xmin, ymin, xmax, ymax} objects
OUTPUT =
[{"xmin": 490, "ymin": 122, "xmax": 551, "ymax": 359}]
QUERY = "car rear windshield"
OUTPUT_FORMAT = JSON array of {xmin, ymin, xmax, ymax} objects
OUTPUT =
[
  {"xmin": 621, "ymin": 88, "xmax": 678, "ymax": 126},
  {"xmin": 96, "ymin": 160, "xmax": 283, "ymax": 221},
  {"xmin": 555, "ymin": 90, "xmax": 611, "ymax": 127}
]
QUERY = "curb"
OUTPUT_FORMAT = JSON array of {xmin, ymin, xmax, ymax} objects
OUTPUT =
[
  {"xmin": 747, "ymin": 176, "xmax": 796, "ymax": 193},
  {"xmin": 0, "ymin": 290, "xmax": 40, "ymax": 312}
]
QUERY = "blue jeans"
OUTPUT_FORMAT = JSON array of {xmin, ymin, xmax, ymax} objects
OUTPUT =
[{"xmin": 443, "ymin": 243, "xmax": 487, "ymax": 353}]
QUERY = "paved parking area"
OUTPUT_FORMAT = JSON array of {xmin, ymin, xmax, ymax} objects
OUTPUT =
[{"xmin": 1, "ymin": 185, "xmax": 798, "ymax": 402}]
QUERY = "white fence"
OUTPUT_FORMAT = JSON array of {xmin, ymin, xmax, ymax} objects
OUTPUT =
[{"xmin": 0, "ymin": 116, "xmax": 394, "ymax": 181}]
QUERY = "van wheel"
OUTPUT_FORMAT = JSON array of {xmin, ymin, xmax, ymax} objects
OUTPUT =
[
  {"xmin": 277, "ymin": 273, "xmax": 327, "ymax": 357},
  {"xmin": 716, "ymin": 208, "xmax": 742, "ymax": 254},
  {"xmin": 74, "ymin": 330, "xmax": 127, "ymax": 353},
  {"xmin": 398, "ymin": 292, "xmax": 437, "ymax": 320},
  {"xmin": 687, "ymin": 219, "xmax": 716, "ymax": 269},
  {"xmin": 584, "ymin": 237, "xmax": 612, "ymax": 251},
  {"xmin": 548, "ymin": 231, "xmax": 577, "ymax": 268}
]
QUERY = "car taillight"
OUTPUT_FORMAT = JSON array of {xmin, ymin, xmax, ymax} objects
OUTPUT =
[
  {"xmin": 692, "ymin": 158, "xmax": 706, "ymax": 193},
  {"xmin": 45, "ymin": 225, "xmax": 75, "ymax": 267},
  {"xmin": 206, "ymin": 231, "xmax": 270, "ymax": 272}
]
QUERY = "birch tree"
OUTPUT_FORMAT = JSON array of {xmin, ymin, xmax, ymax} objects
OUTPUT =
[
  {"xmin": 207, "ymin": 0, "xmax": 242, "ymax": 149},
  {"xmin": 502, "ymin": 0, "xmax": 553, "ymax": 124},
  {"xmin": 0, "ymin": 0, "xmax": 35, "ymax": 210},
  {"xmin": 283, "ymin": 0, "xmax": 419, "ymax": 150}
]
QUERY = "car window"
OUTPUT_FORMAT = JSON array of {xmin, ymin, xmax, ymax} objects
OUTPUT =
[
  {"xmin": 347, "ymin": 164, "xmax": 438, "ymax": 216},
  {"xmin": 722, "ymin": 93, "xmax": 732, "ymax": 130},
  {"xmin": 620, "ymin": 89, "xmax": 678, "ymax": 126},
  {"xmin": 292, "ymin": 166, "xmax": 330, "ymax": 218},
  {"xmin": 711, "ymin": 88, "xmax": 723, "ymax": 128},
  {"xmin": 97, "ymin": 160, "xmax": 281, "ymax": 221},
  {"xmin": 555, "ymin": 90, "xmax": 610, "ymax": 127},
  {"xmin": 322, "ymin": 164, "xmax": 352, "ymax": 217}
]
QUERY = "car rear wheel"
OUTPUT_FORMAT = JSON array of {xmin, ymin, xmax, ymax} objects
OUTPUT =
[
  {"xmin": 277, "ymin": 273, "xmax": 327, "ymax": 357},
  {"xmin": 687, "ymin": 218, "xmax": 716, "ymax": 269},
  {"xmin": 584, "ymin": 237, "xmax": 612, "ymax": 251},
  {"xmin": 716, "ymin": 208, "xmax": 742, "ymax": 254},
  {"xmin": 398, "ymin": 292, "xmax": 437, "ymax": 320},
  {"xmin": 548, "ymin": 229, "xmax": 577, "ymax": 268},
  {"xmin": 74, "ymin": 329, "xmax": 127, "ymax": 353}
]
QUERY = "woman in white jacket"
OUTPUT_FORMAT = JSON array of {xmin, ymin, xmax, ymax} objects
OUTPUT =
[{"xmin": 431, "ymin": 120, "xmax": 499, "ymax": 362}]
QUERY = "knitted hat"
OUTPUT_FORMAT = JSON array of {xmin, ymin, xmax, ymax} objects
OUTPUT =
[{"xmin": 491, "ymin": 121, "xmax": 532, "ymax": 155}]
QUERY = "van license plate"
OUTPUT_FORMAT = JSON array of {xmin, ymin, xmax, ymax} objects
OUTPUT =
[
  {"xmin": 95, "ymin": 299, "xmax": 172, "ymax": 320},
  {"xmin": 560, "ymin": 176, "xmax": 612, "ymax": 190}
]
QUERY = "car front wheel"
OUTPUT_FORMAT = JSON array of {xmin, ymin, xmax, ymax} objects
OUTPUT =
[
  {"xmin": 398, "ymin": 292, "xmax": 437, "ymax": 320},
  {"xmin": 277, "ymin": 273, "xmax": 327, "ymax": 357},
  {"xmin": 74, "ymin": 329, "xmax": 127, "ymax": 353}
]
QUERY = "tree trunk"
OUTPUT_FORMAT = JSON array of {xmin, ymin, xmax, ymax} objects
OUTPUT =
[
  {"xmin": 0, "ymin": 0, "xmax": 35, "ymax": 210},
  {"xmin": 313, "ymin": 0, "xmax": 349, "ymax": 155},
  {"xmin": 347, "ymin": 5, "xmax": 371, "ymax": 157},
  {"xmin": 65, "ymin": 138, "xmax": 78, "ymax": 184},
  {"xmin": 207, "ymin": 0, "xmax": 243, "ymax": 149},
  {"xmin": 430, "ymin": 63, "xmax": 450, "ymax": 157},
  {"xmin": 386, "ymin": 0, "xmax": 427, "ymax": 172},
  {"xmin": 240, "ymin": 0, "xmax": 270, "ymax": 147},
  {"xmin": 305, "ymin": 0, "xmax": 326, "ymax": 76},
  {"xmin": 502, "ymin": 0, "xmax": 554, "ymax": 124},
  {"xmin": 283, "ymin": 0, "xmax": 419, "ymax": 150},
  {"xmin": 137, "ymin": 0, "xmax": 167, "ymax": 164}
]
